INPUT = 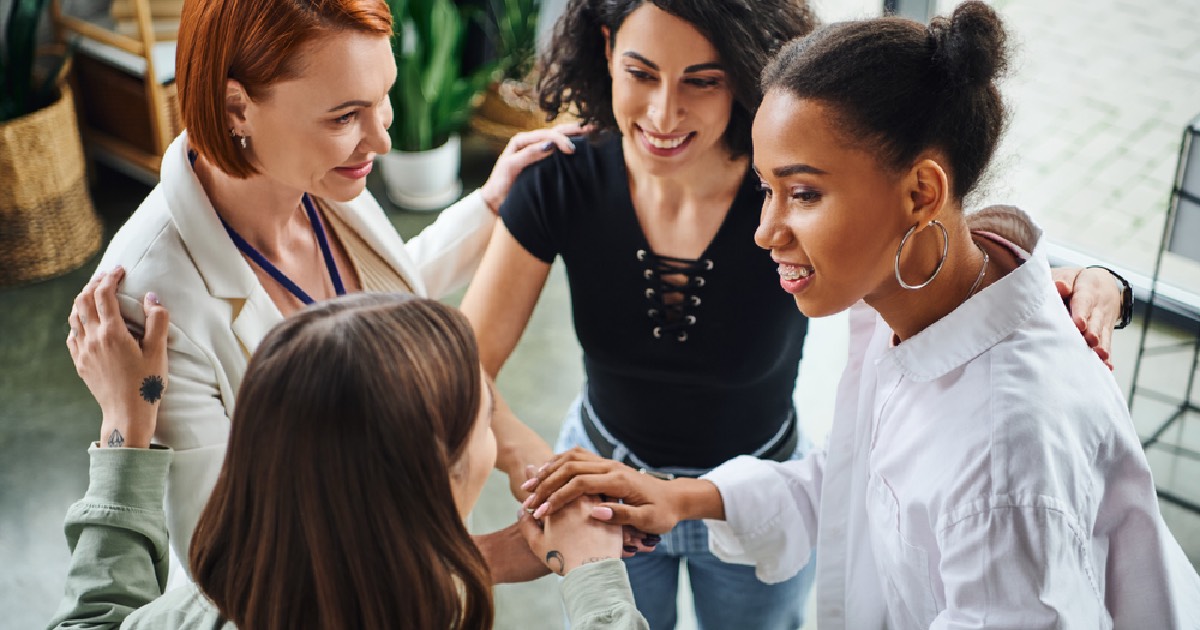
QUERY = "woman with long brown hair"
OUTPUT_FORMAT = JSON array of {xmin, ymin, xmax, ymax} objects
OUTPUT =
[
  {"xmin": 49, "ymin": 275, "xmax": 646, "ymax": 629},
  {"xmin": 66, "ymin": 0, "xmax": 573, "ymax": 584}
]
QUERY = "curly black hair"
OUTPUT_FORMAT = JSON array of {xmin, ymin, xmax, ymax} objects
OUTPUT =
[{"xmin": 538, "ymin": 0, "xmax": 818, "ymax": 158}]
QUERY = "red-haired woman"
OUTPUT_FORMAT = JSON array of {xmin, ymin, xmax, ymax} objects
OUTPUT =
[
  {"xmin": 51, "ymin": 279, "xmax": 647, "ymax": 629},
  {"xmin": 68, "ymin": 0, "xmax": 567, "ymax": 582}
]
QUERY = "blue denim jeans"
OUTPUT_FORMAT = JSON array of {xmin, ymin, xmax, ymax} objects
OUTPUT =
[{"xmin": 556, "ymin": 396, "xmax": 816, "ymax": 630}]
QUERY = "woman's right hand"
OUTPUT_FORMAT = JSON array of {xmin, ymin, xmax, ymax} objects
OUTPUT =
[
  {"xmin": 520, "ymin": 495, "xmax": 622, "ymax": 576},
  {"xmin": 478, "ymin": 122, "xmax": 590, "ymax": 214},
  {"xmin": 521, "ymin": 448, "xmax": 712, "ymax": 534},
  {"xmin": 66, "ymin": 268, "xmax": 170, "ymax": 449}
]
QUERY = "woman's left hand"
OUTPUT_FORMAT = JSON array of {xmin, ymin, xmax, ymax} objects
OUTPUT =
[
  {"xmin": 1052, "ymin": 266, "xmax": 1122, "ymax": 370},
  {"xmin": 479, "ymin": 122, "xmax": 591, "ymax": 214},
  {"xmin": 518, "ymin": 494, "xmax": 623, "ymax": 576},
  {"xmin": 66, "ymin": 267, "xmax": 170, "ymax": 448}
]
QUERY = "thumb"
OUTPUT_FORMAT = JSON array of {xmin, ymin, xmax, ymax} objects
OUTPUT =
[
  {"xmin": 1055, "ymin": 280, "xmax": 1072, "ymax": 298},
  {"xmin": 142, "ymin": 293, "xmax": 170, "ymax": 356}
]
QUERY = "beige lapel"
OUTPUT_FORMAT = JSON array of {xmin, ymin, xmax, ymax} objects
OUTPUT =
[{"xmin": 323, "ymin": 194, "xmax": 427, "ymax": 296}]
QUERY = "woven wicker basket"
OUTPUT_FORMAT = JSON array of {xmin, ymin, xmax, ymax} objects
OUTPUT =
[
  {"xmin": 470, "ymin": 79, "xmax": 573, "ymax": 151},
  {"xmin": 0, "ymin": 85, "xmax": 103, "ymax": 287}
]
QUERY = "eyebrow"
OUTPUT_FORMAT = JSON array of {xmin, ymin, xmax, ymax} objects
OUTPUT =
[
  {"xmin": 622, "ymin": 51, "xmax": 723, "ymax": 74},
  {"xmin": 326, "ymin": 100, "xmax": 372, "ymax": 113},
  {"xmin": 772, "ymin": 163, "xmax": 829, "ymax": 178}
]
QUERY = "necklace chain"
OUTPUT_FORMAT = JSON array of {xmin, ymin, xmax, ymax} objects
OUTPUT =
[{"xmin": 966, "ymin": 240, "xmax": 990, "ymax": 298}]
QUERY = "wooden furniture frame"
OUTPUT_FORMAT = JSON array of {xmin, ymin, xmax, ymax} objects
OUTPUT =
[{"xmin": 50, "ymin": 0, "xmax": 182, "ymax": 179}]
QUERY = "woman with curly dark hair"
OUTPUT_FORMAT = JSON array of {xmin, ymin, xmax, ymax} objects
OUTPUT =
[
  {"xmin": 462, "ymin": 2, "xmax": 819, "ymax": 626},
  {"xmin": 460, "ymin": 0, "xmax": 1125, "ymax": 627}
]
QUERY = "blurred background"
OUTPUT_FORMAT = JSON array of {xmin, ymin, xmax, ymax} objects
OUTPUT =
[{"xmin": 2, "ymin": 0, "xmax": 1198, "ymax": 628}]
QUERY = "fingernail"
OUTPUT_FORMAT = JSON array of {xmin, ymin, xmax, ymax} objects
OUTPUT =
[
  {"xmin": 643, "ymin": 534, "xmax": 661, "ymax": 543},
  {"xmin": 623, "ymin": 545, "xmax": 637, "ymax": 553},
  {"xmin": 146, "ymin": 292, "xmax": 160, "ymax": 305},
  {"xmin": 521, "ymin": 478, "xmax": 537, "ymax": 491},
  {"xmin": 644, "ymin": 538, "xmax": 660, "ymax": 547},
  {"xmin": 522, "ymin": 494, "xmax": 536, "ymax": 508},
  {"xmin": 537, "ymin": 463, "xmax": 549, "ymax": 474},
  {"xmin": 541, "ymin": 141, "xmax": 554, "ymax": 151},
  {"xmin": 533, "ymin": 503, "xmax": 548, "ymax": 519},
  {"xmin": 592, "ymin": 506, "xmax": 613, "ymax": 520}
]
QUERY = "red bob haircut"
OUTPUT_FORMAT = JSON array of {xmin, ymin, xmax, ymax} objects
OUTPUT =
[{"xmin": 176, "ymin": 0, "xmax": 392, "ymax": 178}]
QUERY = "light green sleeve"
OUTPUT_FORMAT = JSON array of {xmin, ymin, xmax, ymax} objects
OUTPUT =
[
  {"xmin": 561, "ymin": 559, "xmax": 649, "ymax": 630},
  {"xmin": 46, "ymin": 445, "xmax": 174, "ymax": 630}
]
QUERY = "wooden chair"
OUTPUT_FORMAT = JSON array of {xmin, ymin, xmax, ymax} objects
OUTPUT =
[{"xmin": 51, "ymin": 0, "xmax": 183, "ymax": 182}]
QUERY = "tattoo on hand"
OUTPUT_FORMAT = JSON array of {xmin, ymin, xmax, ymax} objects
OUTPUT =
[
  {"xmin": 545, "ymin": 550, "xmax": 565, "ymax": 576},
  {"xmin": 140, "ymin": 375, "xmax": 164, "ymax": 403},
  {"xmin": 107, "ymin": 429, "xmax": 125, "ymax": 448}
]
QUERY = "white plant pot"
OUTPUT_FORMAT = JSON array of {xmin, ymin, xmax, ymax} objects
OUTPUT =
[{"xmin": 377, "ymin": 135, "xmax": 463, "ymax": 211}]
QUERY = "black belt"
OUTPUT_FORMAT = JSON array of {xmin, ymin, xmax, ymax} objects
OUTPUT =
[{"xmin": 579, "ymin": 400, "xmax": 798, "ymax": 477}]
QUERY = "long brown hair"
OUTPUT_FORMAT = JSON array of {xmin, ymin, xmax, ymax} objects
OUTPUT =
[{"xmin": 190, "ymin": 293, "xmax": 493, "ymax": 629}]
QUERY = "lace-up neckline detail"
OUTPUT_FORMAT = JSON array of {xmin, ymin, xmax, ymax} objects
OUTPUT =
[{"xmin": 637, "ymin": 248, "xmax": 712, "ymax": 342}]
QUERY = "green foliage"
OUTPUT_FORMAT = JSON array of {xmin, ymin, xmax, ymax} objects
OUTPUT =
[
  {"xmin": 488, "ymin": 0, "xmax": 540, "ymax": 81},
  {"xmin": 388, "ymin": 0, "xmax": 496, "ymax": 152},
  {"xmin": 1, "ymin": 0, "xmax": 61, "ymax": 123}
]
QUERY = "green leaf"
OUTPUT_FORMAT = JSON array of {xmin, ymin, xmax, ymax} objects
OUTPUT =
[
  {"xmin": 2, "ymin": 0, "xmax": 52, "ymax": 121},
  {"xmin": 386, "ymin": 0, "xmax": 492, "ymax": 151}
]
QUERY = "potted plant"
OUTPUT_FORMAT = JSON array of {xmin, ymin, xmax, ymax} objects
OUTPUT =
[
  {"xmin": 0, "ymin": 0, "xmax": 102, "ymax": 286},
  {"xmin": 380, "ymin": 0, "xmax": 495, "ymax": 211},
  {"xmin": 471, "ymin": 0, "xmax": 549, "ymax": 149}
]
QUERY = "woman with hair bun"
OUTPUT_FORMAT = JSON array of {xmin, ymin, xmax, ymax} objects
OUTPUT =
[
  {"xmin": 520, "ymin": 3, "xmax": 1200, "ymax": 627},
  {"xmin": 464, "ymin": 0, "xmax": 1124, "ymax": 626}
]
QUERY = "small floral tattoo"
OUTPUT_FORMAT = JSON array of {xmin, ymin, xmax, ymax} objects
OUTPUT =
[
  {"xmin": 140, "ymin": 375, "xmax": 164, "ymax": 403},
  {"xmin": 107, "ymin": 429, "xmax": 125, "ymax": 448}
]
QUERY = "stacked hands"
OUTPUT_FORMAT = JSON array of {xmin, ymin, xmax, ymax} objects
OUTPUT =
[
  {"xmin": 65, "ymin": 264, "xmax": 1122, "ymax": 582},
  {"xmin": 517, "ymin": 448, "xmax": 686, "ymax": 578}
]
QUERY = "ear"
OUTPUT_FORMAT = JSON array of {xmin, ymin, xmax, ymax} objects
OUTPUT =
[
  {"xmin": 225, "ymin": 79, "xmax": 251, "ymax": 133},
  {"xmin": 601, "ymin": 25, "xmax": 613, "ymax": 66},
  {"xmin": 905, "ymin": 157, "xmax": 949, "ymax": 227}
]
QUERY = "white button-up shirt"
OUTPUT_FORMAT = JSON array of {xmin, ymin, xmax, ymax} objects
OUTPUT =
[{"xmin": 705, "ymin": 208, "xmax": 1200, "ymax": 629}]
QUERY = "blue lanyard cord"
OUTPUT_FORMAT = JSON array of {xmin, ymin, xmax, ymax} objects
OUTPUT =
[
  {"xmin": 302, "ymin": 194, "xmax": 346, "ymax": 296},
  {"xmin": 220, "ymin": 193, "xmax": 347, "ymax": 306}
]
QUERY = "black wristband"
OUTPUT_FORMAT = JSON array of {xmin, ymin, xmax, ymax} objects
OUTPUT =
[{"xmin": 1086, "ymin": 265, "xmax": 1133, "ymax": 329}]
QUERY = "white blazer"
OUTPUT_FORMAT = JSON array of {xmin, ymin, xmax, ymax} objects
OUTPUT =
[{"xmin": 96, "ymin": 132, "xmax": 496, "ymax": 573}]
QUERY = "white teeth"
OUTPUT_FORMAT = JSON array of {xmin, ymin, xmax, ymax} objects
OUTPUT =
[
  {"xmin": 644, "ymin": 132, "xmax": 688, "ymax": 149},
  {"xmin": 778, "ymin": 265, "xmax": 812, "ymax": 281}
]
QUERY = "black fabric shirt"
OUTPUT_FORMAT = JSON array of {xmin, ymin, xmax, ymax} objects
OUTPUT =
[{"xmin": 501, "ymin": 134, "xmax": 809, "ymax": 468}]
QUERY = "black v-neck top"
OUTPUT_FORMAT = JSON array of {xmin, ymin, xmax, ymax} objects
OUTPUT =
[{"xmin": 501, "ymin": 134, "xmax": 809, "ymax": 468}]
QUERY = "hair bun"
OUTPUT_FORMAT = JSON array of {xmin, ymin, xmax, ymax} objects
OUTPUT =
[{"xmin": 927, "ymin": 1, "xmax": 1009, "ymax": 87}]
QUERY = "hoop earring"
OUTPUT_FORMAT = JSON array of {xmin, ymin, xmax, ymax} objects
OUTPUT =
[{"xmin": 894, "ymin": 220, "xmax": 948, "ymax": 290}]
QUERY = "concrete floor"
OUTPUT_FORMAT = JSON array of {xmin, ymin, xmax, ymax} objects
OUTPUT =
[{"xmin": 2, "ymin": 136, "xmax": 1199, "ymax": 629}]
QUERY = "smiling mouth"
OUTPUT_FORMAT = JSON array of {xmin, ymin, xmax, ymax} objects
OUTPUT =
[{"xmin": 643, "ymin": 132, "xmax": 690, "ymax": 149}]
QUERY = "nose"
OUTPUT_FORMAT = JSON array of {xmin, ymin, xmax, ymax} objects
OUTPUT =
[
  {"xmin": 361, "ymin": 101, "xmax": 392, "ymax": 156},
  {"xmin": 754, "ymin": 195, "xmax": 790, "ymax": 251},
  {"xmin": 647, "ymin": 84, "xmax": 682, "ymax": 132}
]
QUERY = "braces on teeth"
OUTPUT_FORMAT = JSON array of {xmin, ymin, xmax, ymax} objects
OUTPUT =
[{"xmin": 779, "ymin": 266, "xmax": 812, "ymax": 280}]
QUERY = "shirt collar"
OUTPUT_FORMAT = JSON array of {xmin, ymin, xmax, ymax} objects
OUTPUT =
[{"xmin": 882, "ymin": 207, "xmax": 1051, "ymax": 382}]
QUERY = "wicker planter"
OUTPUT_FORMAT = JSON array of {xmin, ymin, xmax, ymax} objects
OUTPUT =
[
  {"xmin": 470, "ymin": 79, "xmax": 558, "ymax": 151},
  {"xmin": 0, "ymin": 85, "xmax": 103, "ymax": 287}
]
